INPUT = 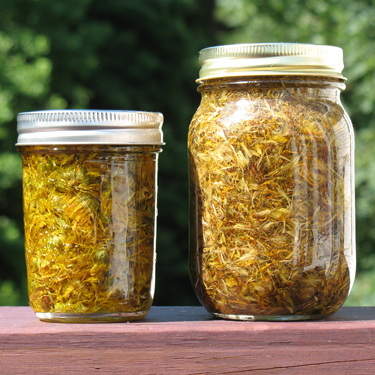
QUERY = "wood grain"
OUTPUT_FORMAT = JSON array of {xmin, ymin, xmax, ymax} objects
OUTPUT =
[{"xmin": 1, "ymin": 306, "xmax": 375, "ymax": 374}]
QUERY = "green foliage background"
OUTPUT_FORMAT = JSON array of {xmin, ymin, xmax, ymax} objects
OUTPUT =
[{"xmin": 0, "ymin": 0, "xmax": 374, "ymax": 306}]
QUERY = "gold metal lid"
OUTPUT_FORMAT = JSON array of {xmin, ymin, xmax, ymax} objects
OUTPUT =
[{"xmin": 198, "ymin": 43, "xmax": 345, "ymax": 81}]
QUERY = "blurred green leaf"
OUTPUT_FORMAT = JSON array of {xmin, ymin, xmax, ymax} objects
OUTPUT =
[
  {"xmin": 0, "ymin": 152, "xmax": 22, "ymax": 189},
  {"xmin": 0, "ymin": 281, "xmax": 21, "ymax": 306}
]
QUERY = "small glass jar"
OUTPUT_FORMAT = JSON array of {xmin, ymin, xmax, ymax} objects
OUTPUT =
[
  {"xmin": 17, "ymin": 110, "xmax": 164, "ymax": 322},
  {"xmin": 188, "ymin": 43, "xmax": 355, "ymax": 321}
]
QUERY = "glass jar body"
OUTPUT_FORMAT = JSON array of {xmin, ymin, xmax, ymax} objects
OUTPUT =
[
  {"xmin": 188, "ymin": 76, "xmax": 355, "ymax": 321},
  {"xmin": 18, "ymin": 145, "xmax": 161, "ymax": 322}
]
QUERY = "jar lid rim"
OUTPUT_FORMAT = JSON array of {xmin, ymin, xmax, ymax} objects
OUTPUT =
[
  {"xmin": 16, "ymin": 110, "xmax": 164, "ymax": 145},
  {"xmin": 198, "ymin": 43, "xmax": 346, "ymax": 81}
]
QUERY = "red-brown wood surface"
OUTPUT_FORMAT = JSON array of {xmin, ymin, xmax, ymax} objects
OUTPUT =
[{"xmin": 1, "ymin": 306, "xmax": 375, "ymax": 374}]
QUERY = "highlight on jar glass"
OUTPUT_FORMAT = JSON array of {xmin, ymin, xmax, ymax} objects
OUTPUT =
[
  {"xmin": 188, "ymin": 43, "xmax": 355, "ymax": 321},
  {"xmin": 17, "ymin": 110, "xmax": 164, "ymax": 322}
]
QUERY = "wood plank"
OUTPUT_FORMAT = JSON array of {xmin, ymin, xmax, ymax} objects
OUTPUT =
[{"xmin": 1, "ymin": 306, "xmax": 375, "ymax": 374}]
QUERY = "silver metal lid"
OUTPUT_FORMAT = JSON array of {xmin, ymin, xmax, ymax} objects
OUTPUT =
[
  {"xmin": 198, "ymin": 43, "xmax": 345, "ymax": 81},
  {"xmin": 16, "ymin": 110, "xmax": 164, "ymax": 145}
]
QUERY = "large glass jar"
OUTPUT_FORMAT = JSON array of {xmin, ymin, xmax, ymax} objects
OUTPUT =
[
  {"xmin": 17, "ymin": 110, "xmax": 163, "ymax": 322},
  {"xmin": 188, "ymin": 43, "xmax": 355, "ymax": 321}
]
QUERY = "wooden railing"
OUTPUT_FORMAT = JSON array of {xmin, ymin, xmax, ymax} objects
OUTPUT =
[{"xmin": 1, "ymin": 306, "xmax": 375, "ymax": 373}]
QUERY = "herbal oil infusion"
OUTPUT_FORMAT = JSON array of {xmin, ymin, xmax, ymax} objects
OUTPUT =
[
  {"xmin": 188, "ymin": 43, "xmax": 355, "ymax": 321},
  {"xmin": 17, "ymin": 110, "xmax": 163, "ymax": 322}
]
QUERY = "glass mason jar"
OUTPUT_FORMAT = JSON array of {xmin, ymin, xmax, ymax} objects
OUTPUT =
[
  {"xmin": 188, "ymin": 43, "xmax": 355, "ymax": 321},
  {"xmin": 17, "ymin": 110, "xmax": 164, "ymax": 322}
]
